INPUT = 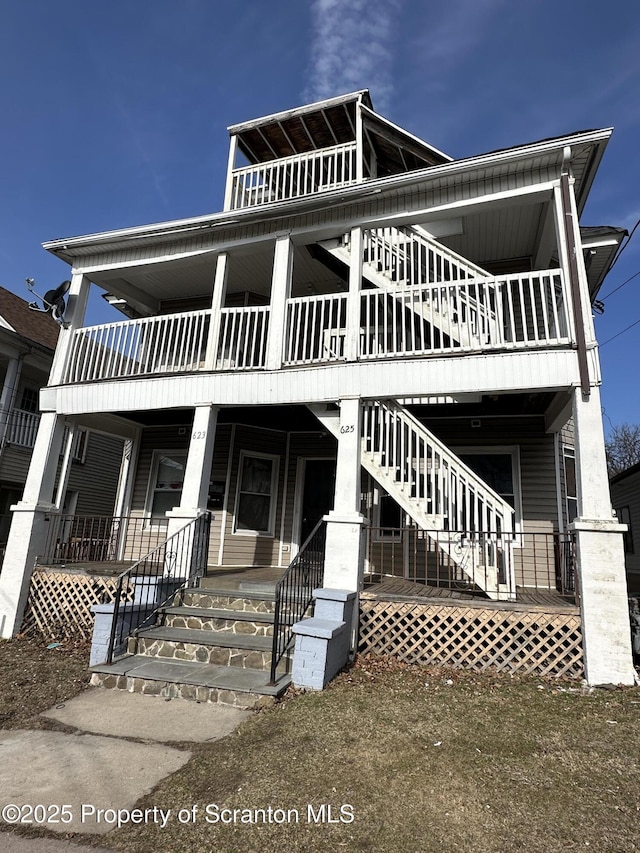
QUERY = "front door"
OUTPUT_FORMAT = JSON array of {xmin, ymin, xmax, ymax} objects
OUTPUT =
[{"xmin": 300, "ymin": 458, "xmax": 336, "ymax": 545}]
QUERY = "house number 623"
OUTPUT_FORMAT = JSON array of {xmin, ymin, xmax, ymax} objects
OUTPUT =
[
  {"xmin": 192, "ymin": 430, "xmax": 206, "ymax": 440},
  {"xmin": 340, "ymin": 424, "xmax": 355, "ymax": 434}
]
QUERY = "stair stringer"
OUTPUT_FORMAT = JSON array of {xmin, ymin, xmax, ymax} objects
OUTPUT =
[
  {"xmin": 308, "ymin": 401, "xmax": 516, "ymax": 601},
  {"xmin": 319, "ymin": 225, "xmax": 501, "ymax": 349}
]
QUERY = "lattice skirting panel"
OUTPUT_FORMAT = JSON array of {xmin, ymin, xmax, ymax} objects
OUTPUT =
[
  {"xmin": 359, "ymin": 596, "xmax": 583, "ymax": 679},
  {"xmin": 21, "ymin": 570, "xmax": 124, "ymax": 641}
]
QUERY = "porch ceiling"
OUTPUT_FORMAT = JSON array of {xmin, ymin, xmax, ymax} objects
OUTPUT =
[
  {"xmin": 91, "ymin": 199, "xmax": 554, "ymax": 316},
  {"xmin": 95, "ymin": 243, "xmax": 344, "ymax": 316}
]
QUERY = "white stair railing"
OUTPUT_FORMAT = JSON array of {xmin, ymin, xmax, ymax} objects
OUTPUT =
[
  {"xmin": 362, "ymin": 400, "xmax": 515, "ymax": 599},
  {"xmin": 310, "ymin": 399, "xmax": 516, "ymax": 599},
  {"xmin": 362, "ymin": 224, "xmax": 491, "ymax": 286}
]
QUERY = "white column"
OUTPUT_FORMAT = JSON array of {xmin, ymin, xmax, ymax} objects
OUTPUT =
[
  {"xmin": 164, "ymin": 406, "xmax": 218, "ymax": 576},
  {"xmin": 0, "ymin": 412, "xmax": 67, "ymax": 637},
  {"xmin": 355, "ymin": 101, "xmax": 364, "ymax": 183},
  {"xmin": 204, "ymin": 253, "xmax": 229, "ymax": 370},
  {"xmin": 570, "ymin": 386, "xmax": 635, "ymax": 685},
  {"xmin": 344, "ymin": 227, "xmax": 363, "ymax": 362},
  {"xmin": 223, "ymin": 134, "xmax": 239, "ymax": 211},
  {"xmin": 323, "ymin": 397, "xmax": 366, "ymax": 591},
  {"xmin": 48, "ymin": 272, "xmax": 91, "ymax": 386},
  {"xmin": 0, "ymin": 354, "xmax": 22, "ymax": 444},
  {"xmin": 53, "ymin": 421, "xmax": 76, "ymax": 509},
  {"xmin": 265, "ymin": 233, "xmax": 293, "ymax": 371}
]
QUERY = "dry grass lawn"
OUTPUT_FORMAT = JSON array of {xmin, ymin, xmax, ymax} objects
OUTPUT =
[{"xmin": 1, "ymin": 637, "xmax": 640, "ymax": 852}]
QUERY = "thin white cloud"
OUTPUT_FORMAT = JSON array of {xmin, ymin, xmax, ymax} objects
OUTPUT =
[
  {"xmin": 303, "ymin": 0, "xmax": 403, "ymax": 112},
  {"xmin": 413, "ymin": 0, "xmax": 508, "ymax": 73}
]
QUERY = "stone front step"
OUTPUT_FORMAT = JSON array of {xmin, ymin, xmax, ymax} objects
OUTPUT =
[
  {"xmin": 131, "ymin": 625, "xmax": 279, "ymax": 670},
  {"xmin": 162, "ymin": 605, "xmax": 275, "ymax": 637},
  {"xmin": 90, "ymin": 655, "xmax": 290, "ymax": 710},
  {"xmin": 180, "ymin": 587, "xmax": 277, "ymax": 614}
]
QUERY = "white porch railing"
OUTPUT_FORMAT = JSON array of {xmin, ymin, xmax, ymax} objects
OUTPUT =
[
  {"xmin": 64, "ymin": 310, "xmax": 211, "ymax": 383},
  {"xmin": 215, "ymin": 306, "xmax": 269, "ymax": 370},
  {"xmin": 60, "ymin": 275, "xmax": 569, "ymax": 385},
  {"xmin": 6, "ymin": 409, "xmax": 40, "ymax": 447},
  {"xmin": 283, "ymin": 292, "xmax": 348, "ymax": 364},
  {"xmin": 359, "ymin": 270, "xmax": 568, "ymax": 358},
  {"xmin": 228, "ymin": 142, "xmax": 358, "ymax": 210}
]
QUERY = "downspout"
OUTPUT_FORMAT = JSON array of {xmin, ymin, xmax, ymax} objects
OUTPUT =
[{"xmin": 559, "ymin": 147, "xmax": 591, "ymax": 397}]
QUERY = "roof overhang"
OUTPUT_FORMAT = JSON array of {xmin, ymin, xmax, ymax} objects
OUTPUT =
[{"xmin": 43, "ymin": 127, "xmax": 613, "ymax": 269}]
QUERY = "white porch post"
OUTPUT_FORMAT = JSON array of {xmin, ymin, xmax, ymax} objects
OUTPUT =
[
  {"xmin": 164, "ymin": 405, "xmax": 218, "ymax": 576},
  {"xmin": 48, "ymin": 272, "xmax": 91, "ymax": 386},
  {"xmin": 53, "ymin": 421, "xmax": 76, "ymax": 509},
  {"xmin": 265, "ymin": 233, "xmax": 293, "ymax": 371},
  {"xmin": 223, "ymin": 134, "xmax": 239, "ymax": 212},
  {"xmin": 0, "ymin": 354, "xmax": 22, "ymax": 445},
  {"xmin": 323, "ymin": 397, "xmax": 366, "ymax": 591},
  {"xmin": 0, "ymin": 412, "xmax": 67, "ymax": 638},
  {"xmin": 571, "ymin": 386, "xmax": 636, "ymax": 685},
  {"xmin": 344, "ymin": 227, "xmax": 363, "ymax": 362},
  {"xmin": 204, "ymin": 253, "xmax": 229, "ymax": 371}
]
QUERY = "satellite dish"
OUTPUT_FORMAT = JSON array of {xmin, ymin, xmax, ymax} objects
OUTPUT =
[{"xmin": 26, "ymin": 278, "xmax": 71, "ymax": 324}]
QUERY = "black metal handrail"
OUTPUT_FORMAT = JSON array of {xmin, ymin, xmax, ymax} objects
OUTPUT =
[
  {"xmin": 269, "ymin": 519, "xmax": 326, "ymax": 684},
  {"xmin": 105, "ymin": 512, "xmax": 211, "ymax": 664},
  {"xmin": 39, "ymin": 515, "xmax": 170, "ymax": 566}
]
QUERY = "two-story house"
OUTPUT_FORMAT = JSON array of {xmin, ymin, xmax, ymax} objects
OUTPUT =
[
  {"xmin": 0, "ymin": 286, "xmax": 125, "ymax": 566},
  {"xmin": 0, "ymin": 91, "xmax": 634, "ymax": 695}
]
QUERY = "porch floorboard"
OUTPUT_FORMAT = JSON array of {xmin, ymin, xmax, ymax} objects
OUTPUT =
[{"xmin": 363, "ymin": 575, "xmax": 578, "ymax": 613}]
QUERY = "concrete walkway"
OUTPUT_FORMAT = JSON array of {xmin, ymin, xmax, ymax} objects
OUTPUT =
[{"xmin": 0, "ymin": 688, "xmax": 251, "ymax": 848}]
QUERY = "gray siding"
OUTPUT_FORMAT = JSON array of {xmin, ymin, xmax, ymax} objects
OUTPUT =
[{"xmin": 610, "ymin": 470, "xmax": 640, "ymax": 580}]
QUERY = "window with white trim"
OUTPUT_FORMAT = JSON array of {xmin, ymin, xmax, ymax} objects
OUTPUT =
[
  {"xmin": 146, "ymin": 451, "xmax": 187, "ymax": 520},
  {"xmin": 562, "ymin": 446, "xmax": 577, "ymax": 524},
  {"xmin": 234, "ymin": 452, "xmax": 279, "ymax": 536}
]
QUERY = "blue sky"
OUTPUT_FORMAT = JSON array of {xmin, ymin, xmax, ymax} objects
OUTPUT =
[{"xmin": 1, "ymin": 0, "xmax": 639, "ymax": 431}]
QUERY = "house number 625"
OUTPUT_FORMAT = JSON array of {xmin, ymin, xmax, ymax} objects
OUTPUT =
[{"xmin": 340, "ymin": 424, "xmax": 355, "ymax": 434}]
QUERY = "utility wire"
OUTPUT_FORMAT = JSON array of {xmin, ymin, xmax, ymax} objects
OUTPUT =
[
  {"xmin": 599, "ymin": 268, "xmax": 640, "ymax": 301},
  {"xmin": 606, "ymin": 217, "xmax": 640, "ymax": 276},
  {"xmin": 600, "ymin": 317, "xmax": 640, "ymax": 347}
]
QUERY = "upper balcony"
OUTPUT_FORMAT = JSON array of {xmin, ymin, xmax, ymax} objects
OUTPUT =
[
  {"xmin": 59, "ymin": 224, "xmax": 574, "ymax": 389},
  {"xmin": 224, "ymin": 91, "xmax": 451, "ymax": 211}
]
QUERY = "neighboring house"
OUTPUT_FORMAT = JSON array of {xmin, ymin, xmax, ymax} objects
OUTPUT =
[
  {"xmin": 610, "ymin": 462, "xmax": 640, "ymax": 593},
  {"xmin": 0, "ymin": 286, "xmax": 124, "ymax": 565},
  {"xmin": 0, "ymin": 90, "xmax": 634, "ymax": 689}
]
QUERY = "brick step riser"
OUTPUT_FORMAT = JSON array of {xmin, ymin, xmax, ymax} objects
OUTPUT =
[
  {"xmin": 163, "ymin": 613, "xmax": 274, "ymax": 637},
  {"xmin": 129, "ymin": 636, "xmax": 284, "ymax": 670},
  {"xmin": 180, "ymin": 591, "xmax": 276, "ymax": 614},
  {"xmin": 90, "ymin": 671, "xmax": 270, "ymax": 710}
]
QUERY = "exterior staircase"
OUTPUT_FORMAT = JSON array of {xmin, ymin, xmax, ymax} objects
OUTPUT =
[
  {"xmin": 90, "ymin": 573, "xmax": 293, "ymax": 709},
  {"xmin": 318, "ymin": 224, "xmax": 501, "ymax": 350},
  {"xmin": 309, "ymin": 399, "xmax": 515, "ymax": 600}
]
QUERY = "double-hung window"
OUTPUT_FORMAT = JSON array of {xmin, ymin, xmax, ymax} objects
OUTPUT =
[
  {"xmin": 146, "ymin": 451, "xmax": 187, "ymax": 522},
  {"xmin": 234, "ymin": 452, "xmax": 278, "ymax": 536}
]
